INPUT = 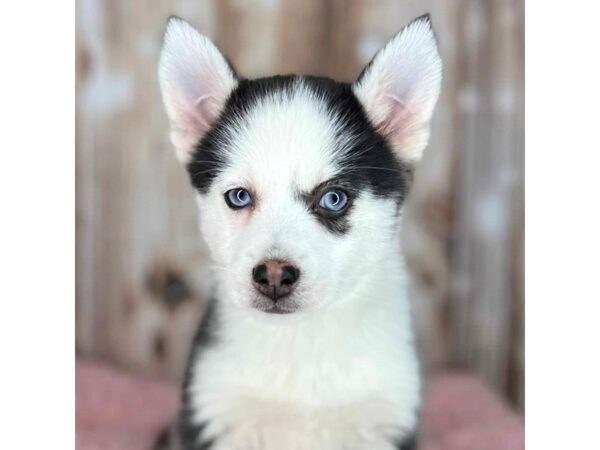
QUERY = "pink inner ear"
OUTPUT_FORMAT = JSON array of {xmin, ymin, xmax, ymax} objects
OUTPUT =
[
  {"xmin": 186, "ymin": 95, "xmax": 220, "ymax": 138},
  {"xmin": 379, "ymin": 94, "xmax": 412, "ymax": 137}
]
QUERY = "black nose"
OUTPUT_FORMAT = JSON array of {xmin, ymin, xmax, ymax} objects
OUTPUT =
[{"xmin": 252, "ymin": 260, "xmax": 300, "ymax": 301}]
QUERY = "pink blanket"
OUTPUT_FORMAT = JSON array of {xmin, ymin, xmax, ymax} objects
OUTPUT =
[{"xmin": 76, "ymin": 359, "xmax": 523, "ymax": 450}]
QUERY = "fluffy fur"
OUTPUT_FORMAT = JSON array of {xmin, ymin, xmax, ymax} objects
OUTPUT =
[{"xmin": 157, "ymin": 14, "xmax": 442, "ymax": 450}]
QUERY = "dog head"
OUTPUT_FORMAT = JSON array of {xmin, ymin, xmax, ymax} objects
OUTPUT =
[{"xmin": 158, "ymin": 15, "xmax": 442, "ymax": 315}]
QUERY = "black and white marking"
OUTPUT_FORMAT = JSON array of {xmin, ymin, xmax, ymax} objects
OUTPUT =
[{"xmin": 158, "ymin": 13, "xmax": 441, "ymax": 450}]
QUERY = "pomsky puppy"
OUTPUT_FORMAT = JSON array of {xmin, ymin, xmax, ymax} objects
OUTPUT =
[{"xmin": 156, "ymin": 13, "xmax": 442, "ymax": 450}]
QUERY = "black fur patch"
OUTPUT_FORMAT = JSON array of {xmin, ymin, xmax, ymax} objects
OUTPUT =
[
  {"xmin": 178, "ymin": 421, "xmax": 214, "ymax": 450},
  {"xmin": 152, "ymin": 425, "xmax": 172, "ymax": 450},
  {"xmin": 394, "ymin": 432, "xmax": 418, "ymax": 450},
  {"xmin": 300, "ymin": 177, "xmax": 356, "ymax": 235},
  {"xmin": 177, "ymin": 300, "xmax": 220, "ymax": 449}
]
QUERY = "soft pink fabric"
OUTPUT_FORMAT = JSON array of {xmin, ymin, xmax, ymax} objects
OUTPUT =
[
  {"xmin": 420, "ymin": 374, "xmax": 524, "ymax": 450},
  {"xmin": 76, "ymin": 359, "xmax": 524, "ymax": 450},
  {"xmin": 76, "ymin": 359, "xmax": 178, "ymax": 450}
]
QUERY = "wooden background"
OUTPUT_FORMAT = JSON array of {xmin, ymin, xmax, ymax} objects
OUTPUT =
[{"xmin": 76, "ymin": 0, "xmax": 524, "ymax": 410}]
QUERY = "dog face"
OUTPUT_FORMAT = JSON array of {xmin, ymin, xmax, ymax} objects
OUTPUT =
[{"xmin": 159, "ymin": 16, "xmax": 442, "ymax": 315}]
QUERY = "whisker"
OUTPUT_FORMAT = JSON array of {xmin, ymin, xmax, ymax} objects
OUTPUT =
[
  {"xmin": 187, "ymin": 160, "xmax": 225, "ymax": 166},
  {"xmin": 189, "ymin": 168, "xmax": 223, "ymax": 177},
  {"xmin": 343, "ymin": 166, "xmax": 406, "ymax": 174}
]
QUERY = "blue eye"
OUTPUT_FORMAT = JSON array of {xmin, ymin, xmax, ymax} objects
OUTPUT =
[
  {"xmin": 318, "ymin": 190, "xmax": 349, "ymax": 212},
  {"xmin": 225, "ymin": 188, "xmax": 252, "ymax": 209}
]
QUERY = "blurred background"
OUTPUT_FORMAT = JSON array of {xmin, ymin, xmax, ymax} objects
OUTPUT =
[{"xmin": 76, "ymin": 0, "xmax": 523, "ymax": 411}]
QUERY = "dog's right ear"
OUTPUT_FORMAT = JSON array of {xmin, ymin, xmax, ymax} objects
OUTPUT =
[
  {"xmin": 352, "ymin": 15, "xmax": 442, "ymax": 164},
  {"xmin": 159, "ymin": 17, "xmax": 238, "ymax": 163}
]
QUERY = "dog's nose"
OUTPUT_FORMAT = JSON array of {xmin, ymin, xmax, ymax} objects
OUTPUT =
[{"xmin": 252, "ymin": 260, "xmax": 300, "ymax": 301}]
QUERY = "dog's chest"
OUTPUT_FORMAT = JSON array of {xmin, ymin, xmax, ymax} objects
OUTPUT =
[
  {"xmin": 184, "ymin": 309, "xmax": 420, "ymax": 450},
  {"xmin": 203, "ymin": 394, "xmax": 412, "ymax": 450}
]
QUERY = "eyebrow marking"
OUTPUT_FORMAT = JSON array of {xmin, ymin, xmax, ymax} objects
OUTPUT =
[{"xmin": 297, "ymin": 176, "xmax": 359, "ymax": 235}]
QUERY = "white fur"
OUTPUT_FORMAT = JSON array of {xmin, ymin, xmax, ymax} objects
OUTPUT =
[
  {"xmin": 157, "ymin": 17, "xmax": 439, "ymax": 450},
  {"xmin": 353, "ymin": 16, "xmax": 442, "ymax": 162},
  {"xmin": 189, "ymin": 82, "xmax": 419, "ymax": 449},
  {"xmin": 192, "ymin": 280, "xmax": 420, "ymax": 450}
]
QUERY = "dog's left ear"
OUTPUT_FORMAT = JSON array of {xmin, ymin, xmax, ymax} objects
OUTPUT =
[{"xmin": 353, "ymin": 15, "xmax": 442, "ymax": 164}]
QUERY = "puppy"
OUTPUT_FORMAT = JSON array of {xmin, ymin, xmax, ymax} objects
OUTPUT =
[{"xmin": 156, "ymin": 14, "xmax": 442, "ymax": 450}]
